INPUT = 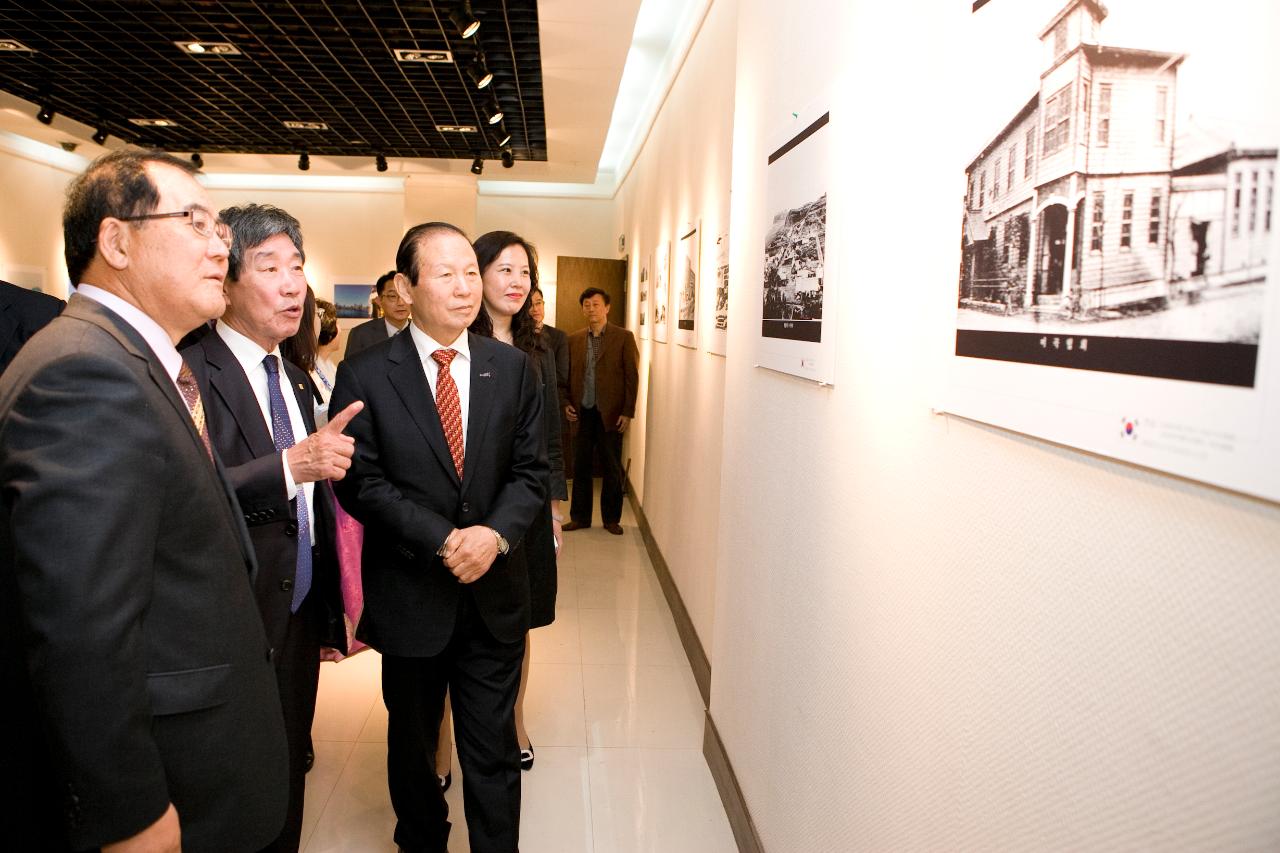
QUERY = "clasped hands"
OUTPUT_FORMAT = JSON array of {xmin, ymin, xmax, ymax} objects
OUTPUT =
[{"xmin": 439, "ymin": 526, "xmax": 499, "ymax": 583}]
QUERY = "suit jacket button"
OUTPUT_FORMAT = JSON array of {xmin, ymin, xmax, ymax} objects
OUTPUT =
[
  {"xmin": 266, "ymin": 647, "xmax": 275, "ymax": 662},
  {"xmin": 461, "ymin": 502, "xmax": 471, "ymax": 513},
  {"xmin": 280, "ymin": 578, "xmax": 293, "ymax": 592},
  {"xmin": 285, "ymin": 522, "xmax": 298, "ymax": 536}
]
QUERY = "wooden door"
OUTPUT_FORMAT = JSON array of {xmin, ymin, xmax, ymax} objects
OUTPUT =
[{"xmin": 554, "ymin": 256, "xmax": 627, "ymax": 334}]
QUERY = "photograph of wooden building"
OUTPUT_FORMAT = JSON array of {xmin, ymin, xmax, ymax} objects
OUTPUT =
[{"xmin": 957, "ymin": 0, "xmax": 1275, "ymax": 349}]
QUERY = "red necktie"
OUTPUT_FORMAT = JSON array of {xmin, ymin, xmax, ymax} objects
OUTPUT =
[
  {"xmin": 431, "ymin": 349, "xmax": 464, "ymax": 479},
  {"xmin": 176, "ymin": 362, "xmax": 213, "ymax": 461}
]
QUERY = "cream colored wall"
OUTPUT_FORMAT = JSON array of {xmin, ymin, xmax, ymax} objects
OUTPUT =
[
  {"xmin": 711, "ymin": 0, "xmax": 1280, "ymax": 850},
  {"xmin": 0, "ymin": 148, "xmax": 75, "ymax": 296},
  {"xmin": 611, "ymin": 0, "xmax": 737, "ymax": 658},
  {"xmin": 475, "ymin": 194, "xmax": 616, "ymax": 326}
]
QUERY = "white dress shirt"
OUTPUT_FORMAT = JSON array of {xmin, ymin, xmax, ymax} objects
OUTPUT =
[
  {"xmin": 217, "ymin": 322, "xmax": 317, "ymax": 546},
  {"xmin": 408, "ymin": 323, "xmax": 471, "ymax": 453},
  {"xmin": 385, "ymin": 318, "xmax": 405, "ymax": 340}
]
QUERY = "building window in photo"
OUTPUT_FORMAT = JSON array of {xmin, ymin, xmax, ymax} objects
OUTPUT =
[
  {"xmin": 993, "ymin": 157, "xmax": 1001, "ymax": 198},
  {"xmin": 1232, "ymin": 172, "xmax": 1243, "ymax": 236},
  {"xmin": 1091, "ymin": 192, "xmax": 1105, "ymax": 251},
  {"xmin": 1121, "ymin": 192, "xmax": 1133, "ymax": 248},
  {"xmin": 1008, "ymin": 145, "xmax": 1016, "ymax": 191},
  {"xmin": 1148, "ymin": 191, "xmax": 1161, "ymax": 244},
  {"xmin": 1155, "ymin": 86, "xmax": 1168, "ymax": 143},
  {"xmin": 1097, "ymin": 83, "xmax": 1111, "ymax": 147},
  {"xmin": 1044, "ymin": 83, "xmax": 1073, "ymax": 155},
  {"xmin": 1249, "ymin": 170, "xmax": 1259, "ymax": 232},
  {"xmin": 1025, "ymin": 128, "xmax": 1035, "ymax": 177}
]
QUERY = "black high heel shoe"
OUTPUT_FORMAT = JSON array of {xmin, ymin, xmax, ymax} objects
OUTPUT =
[{"xmin": 520, "ymin": 744, "xmax": 535, "ymax": 771}]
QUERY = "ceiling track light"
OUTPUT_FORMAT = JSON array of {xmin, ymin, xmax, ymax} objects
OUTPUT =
[
  {"xmin": 495, "ymin": 126, "xmax": 512, "ymax": 148},
  {"xmin": 485, "ymin": 95, "xmax": 504, "ymax": 126},
  {"xmin": 298, "ymin": 151, "xmax": 310, "ymax": 171},
  {"xmin": 469, "ymin": 54, "xmax": 492, "ymax": 90},
  {"xmin": 470, "ymin": 156, "xmax": 484, "ymax": 176},
  {"xmin": 450, "ymin": 2, "xmax": 481, "ymax": 39},
  {"xmin": 500, "ymin": 147, "xmax": 514, "ymax": 169},
  {"xmin": 36, "ymin": 104, "xmax": 54, "ymax": 125},
  {"xmin": 91, "ymin": 127, "xmax": 108, "ymax": 145},
  {"xmin": 375, "ymin": 153, "xmax": 388, "ymax": 172},
  {"xmin": 191, "ymin": 151, "xmax": 204, "ymax": 169}
]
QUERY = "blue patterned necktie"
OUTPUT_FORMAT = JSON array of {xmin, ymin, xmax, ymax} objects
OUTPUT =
[{"xmin": 264, "ymin": 354, "xmax": 311, "ymax": 613}]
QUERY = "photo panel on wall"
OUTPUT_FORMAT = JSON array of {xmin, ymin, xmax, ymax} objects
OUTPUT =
[
  {"xmin": 944, "ymin": 0, "xmax": 1280, "ymax": 502},
  {"xmin": 676, "ymin": 221, "xmax": 700, "ymax": 349},
  {"xmin": 654, "ymin": 240, "xmax": 670, "ymax": 344}
]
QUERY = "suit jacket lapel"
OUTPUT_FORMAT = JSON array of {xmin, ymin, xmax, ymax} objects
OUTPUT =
[
  {"xmin": 201, "ymin": 331, "xmax": 277, "ymax": 459},
  {"xmin": 68, "ymin": 297, "xmax": 257, "ymax": 571},
  {"xmin": 387, "ymin": 330, "xmax": 461, "ymax": 487},
  {"xmin": 461, "ymin": 336, "xmax": 496, "ymax": 496}
]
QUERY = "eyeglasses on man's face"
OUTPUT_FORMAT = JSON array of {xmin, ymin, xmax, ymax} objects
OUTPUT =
[{"xmin": 118, "ymin": 208, "xmax": 233, "ymax": 248}]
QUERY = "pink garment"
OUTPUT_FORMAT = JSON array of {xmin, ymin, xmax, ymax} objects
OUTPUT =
[{"xmin": 320, "ymin": 485, "xmax": 369, "ymax": 662}]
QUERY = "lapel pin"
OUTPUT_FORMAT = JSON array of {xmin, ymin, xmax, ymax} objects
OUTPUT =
[
  {"xmin": 479, "ymin": 371, "xmax": 492, "ymax": 378},
  {"xmin": 297, "ymin": 383, "xmax": 305, "ymax": 391}
]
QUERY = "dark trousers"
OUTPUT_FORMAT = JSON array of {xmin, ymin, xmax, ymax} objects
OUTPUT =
[
  {"xmin": 259, "ymin": 591, "xmax": 321, "ymax": 853},
  {"xmin": 383, "ymin": 593, "xmax": 525, "ymax": 853},
  {"xmin": 570, "ymin": 405, "xmax": 624, "ymax": 525}
]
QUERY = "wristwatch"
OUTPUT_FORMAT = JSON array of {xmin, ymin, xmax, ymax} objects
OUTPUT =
[{"xmin": 490, "ymin": 527, "xmax": 510, "ymax": 555}]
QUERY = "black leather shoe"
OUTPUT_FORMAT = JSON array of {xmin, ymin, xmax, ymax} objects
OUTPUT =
[
  {"xmin": 304, "ymin": 747, "xmax": 315, "ymax": 773},
  {"xmin": 562, "ymin": 520, "xmax": 590, "ymax": 531},
  {"xmin": 520, "ymin": 745, "xmax": 535, "ymax": 770},
  {"xmin": 604, "ymin": 523, "xmax": 623, "ymax": 535}
]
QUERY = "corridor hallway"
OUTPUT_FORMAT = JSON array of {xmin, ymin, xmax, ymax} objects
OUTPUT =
[{"xmin": 298, "ymin": 498, "xmax": 737, "ymax": 852}]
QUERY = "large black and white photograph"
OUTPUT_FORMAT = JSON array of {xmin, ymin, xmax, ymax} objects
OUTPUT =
[
  {"xmin": 709, "ymin": 230, "xmax": 729, "ymax": 356},
  {"xmin": 676, "ymin": 222, "xmax": 699, "ymax": 349},
  {"xmin": 755, "ymin": 104, "xmax": 837, "ymax": 383},
  {"xmin": 638, "ymin": 253, "xmax": 650, "ymax": 340},
  {"xmin": 763, "ymin": 192, "xmax": 825, "ymax": 343},
  {"xmin": 945, "ymin": 0, "xmax": 1280, "ymax": 502},
  {"xmin": 654, "ymin": 240, "xmax": 670, "ymax": 344}
]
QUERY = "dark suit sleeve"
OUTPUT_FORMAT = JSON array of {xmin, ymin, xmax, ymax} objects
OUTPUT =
[
  {"xmin": 552, "ymin": 329, "xmax": 569, "ymax": 407},
  {"xmin": 485, "ymin": 352, "xmax": 548, "ymax": 544},
  {"xmin": 539, "ymin": 346, "xmax": 567, "ymax": 500},
  {"xmin": 620, "ymin": 330, "xmax": 639, "ymax": 419},
  {"xmin": 3, "ymin": 351, "xmax": 173, "ymax": 844},
  {"xmin": 330, "ymin": 360, "xmax": 456, "ymax": 555}
]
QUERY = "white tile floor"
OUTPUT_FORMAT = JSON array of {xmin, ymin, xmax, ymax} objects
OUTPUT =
[{"xmin": 300, "ymin": 498, "xmax": 738, "ymax": 853}]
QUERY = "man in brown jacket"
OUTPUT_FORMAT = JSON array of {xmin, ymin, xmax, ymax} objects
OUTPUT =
[{"xmin": 564, "ymin": 287, "xmax": 638, "ymax": 535}]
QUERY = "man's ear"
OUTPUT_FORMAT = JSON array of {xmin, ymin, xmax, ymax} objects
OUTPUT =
[
  {"xmin": 394, "ymin": 273, "xmax": 414, "ymax": 307},
  {"xmin": 97, "ymin": 218, "xmax": 131, "ymax": 272}
]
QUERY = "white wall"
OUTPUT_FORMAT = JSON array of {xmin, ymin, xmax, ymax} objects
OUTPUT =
[
  {"xmin": 709, "ymin": 0, "xmax": 1280, "ymax": 850},
  {"xmin": 611, "ymin": 0, "xmax": 738, "ymax": 658},
  {"xmin": 0, "ymin": 148, "xmax": 76, "ymax": 296}
]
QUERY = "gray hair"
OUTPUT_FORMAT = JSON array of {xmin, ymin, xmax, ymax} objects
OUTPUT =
[{"xmin": 220, "ymin": 203, "xmax": 305, "ymax": 281}]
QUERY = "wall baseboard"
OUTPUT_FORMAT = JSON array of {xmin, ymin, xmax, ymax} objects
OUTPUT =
[
  {"xmin": 626, "ymin": 479, "xmax": 711, "ymax": 706},
  {"xmin": 705, "ymin": 712, "xmax": 767, "ymax": 853},
  {"xmin": 626, "ymin": 479, "xmax": 763, "ymax": 852}
]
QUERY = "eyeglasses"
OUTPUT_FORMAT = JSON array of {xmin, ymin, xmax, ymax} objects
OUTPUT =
[{"xmin": 118, "ymin": 209, "xmax": 233, "ymax": 247}]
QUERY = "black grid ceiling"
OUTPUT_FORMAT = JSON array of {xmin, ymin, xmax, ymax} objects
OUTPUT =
[{"xmin": 0, "ymin": 1, "xmax": 545, "ymax": 163}]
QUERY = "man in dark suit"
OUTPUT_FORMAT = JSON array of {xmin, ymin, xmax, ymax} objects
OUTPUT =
[
  {"xmin": 181, "ymin": 204, "xmax": 362, "ymax": 853},
  {"xmin": 0, "ymin": 279, "xmax": 65, "ymax": 375},
  {"xmin": 343, "ymin": 269, "xmax": 409, "ymax": 358},
  {"xmin": 330, "ymin": 222, "xmax": 546, "ymax": 853},
  {"xmin": 563, "ymin": 287, "xmax": 638, "ymax": 534},
  {"xmin": 0, "ymin": 149, "xmax": 288, "ymax": 852}
]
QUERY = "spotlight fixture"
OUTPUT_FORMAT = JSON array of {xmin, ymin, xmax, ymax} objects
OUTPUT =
[
  {"xmin": 468, "ymin": 54, "xmax": 493, "ymax": 89},
  {"xmin": 298, "ymin": 151, "xmax": 310, "ymax": 171},
  {"xmin": 375, "ymin": 153, "xmax": 388, "ymax": 172},
  {"xmin": 470, "ymin": 157, "xmax": 484, "ymax": 176},
  {"xmin": 191, "ymin": 151, "xmax": 204, "ymax": 169},
  {"xmin": 36, "ymin": 105, "xmax": 54, "ymax": 125},
  {"xmin": 91, "ymin": 127, "xmax": 108, "ymax": 145},
  {"xmin": 501, "ymin": 147, "xmax": 514, "ymax": 169},
  {"xmin": 495, "ymin": 127, "xmax": 512, "ymax": 148},
  {"xmin": 450, "ymin": 2, "xmax": 481, "ymax": 39},
  {"xmin": 485, "ymin": 95, "xmax": 503, "ymax": 126}
]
